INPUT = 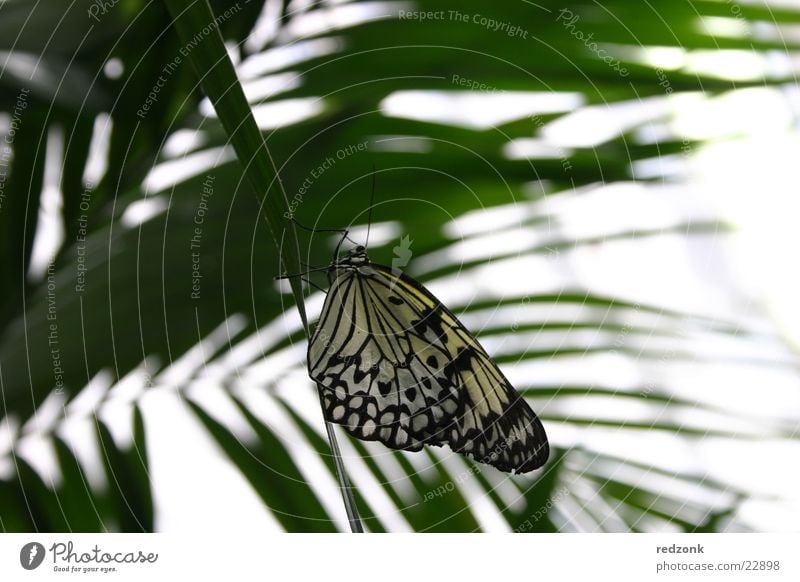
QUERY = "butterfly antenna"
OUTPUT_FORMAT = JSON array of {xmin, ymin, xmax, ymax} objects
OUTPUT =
[
  {"xmin": 333, "ymin": 229, "xmax": 351, "ymax": 258},
  {"xmin": 365, "ymin": 165, "xmax": 376, "ymax": 249}
]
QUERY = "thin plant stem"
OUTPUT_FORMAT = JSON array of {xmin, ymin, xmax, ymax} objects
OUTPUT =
[
  {"xmin": 319, "ymin": 398, "xmax": 365, "ymax": 533},
  {"xmin": 161, "ymin": 0, "xmax": 363, "ymax": 532}
]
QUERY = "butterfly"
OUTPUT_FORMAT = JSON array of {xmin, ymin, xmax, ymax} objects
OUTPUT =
[{"xmin": 307, "ymin": 241, "xmax": 549, "ymax": 474}]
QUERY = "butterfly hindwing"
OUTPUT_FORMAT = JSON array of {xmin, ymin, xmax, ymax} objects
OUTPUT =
[
  {"xmin": 308, "ymin": 252, "xmax": 549, "ymax": 473},
  {"xmin": 368, "ymin": 266, "xmax": 549, "ymax": 472}
]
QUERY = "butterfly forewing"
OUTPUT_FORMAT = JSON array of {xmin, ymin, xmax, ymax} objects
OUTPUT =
[
  {"xmin": 308, "ymin": 251, "xmax": 549, "ymax": 473},
  {"xmin": 310, "ymin": 270, "xmax": 462, "ymax": 450}
]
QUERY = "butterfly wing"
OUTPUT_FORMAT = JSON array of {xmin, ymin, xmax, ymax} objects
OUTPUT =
[
  {"xmin": 308, "ymin": 263, "xmax": 549, "ymax": 473},
  {"xmin": 309, "ymin": 268, "xmax": 465, "ymax": 452},
  {"xmin": 367, "ymin": 265, "xmax": 550, "ymax": 473}
]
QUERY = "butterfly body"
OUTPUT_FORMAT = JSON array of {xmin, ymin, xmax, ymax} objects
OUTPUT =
[{"xmin": 308, "ymin": 245, "xmax": 549, "ymax": 473}]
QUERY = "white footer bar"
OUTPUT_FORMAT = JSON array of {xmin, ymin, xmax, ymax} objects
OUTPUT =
[{"xmin": 1, "ymin": 533, "xmax": 797, "ymax": 580}]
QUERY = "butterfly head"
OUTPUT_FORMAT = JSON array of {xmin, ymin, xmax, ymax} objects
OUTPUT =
[{"xmin": 336, "ymin": 245, "xmax": 369, "ymax": 269}]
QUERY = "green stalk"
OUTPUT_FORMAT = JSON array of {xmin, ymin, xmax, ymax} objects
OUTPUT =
[{"xmin": 161, "ymin": 0, "xmax": 363, "ymax": 533}]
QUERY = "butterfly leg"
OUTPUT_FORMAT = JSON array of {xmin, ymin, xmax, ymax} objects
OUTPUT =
[{"xmin": 302, "ymin": 276, "xmax": 327, "ymax": 294}]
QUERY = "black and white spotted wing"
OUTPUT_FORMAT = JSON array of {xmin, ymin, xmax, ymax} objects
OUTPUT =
[{"xmin": 308, "ymin": 245, "xmax": 549, "ymax": 473}]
